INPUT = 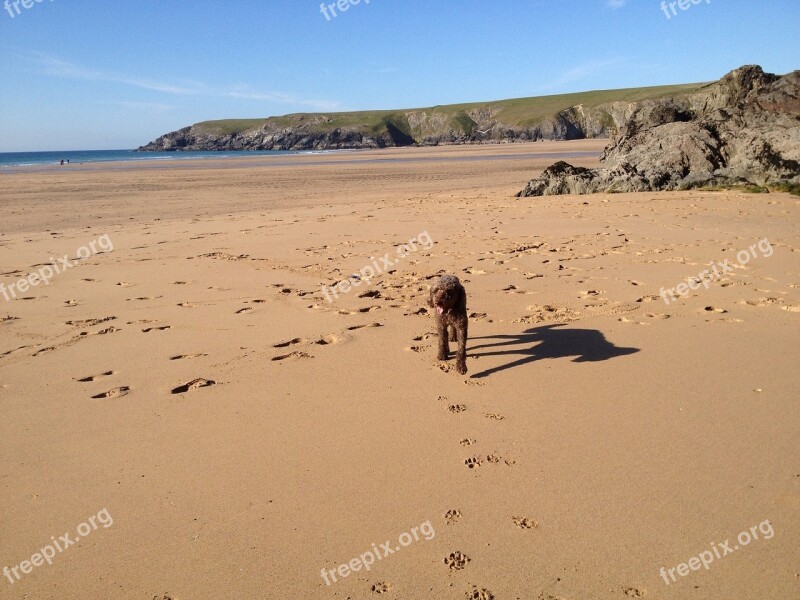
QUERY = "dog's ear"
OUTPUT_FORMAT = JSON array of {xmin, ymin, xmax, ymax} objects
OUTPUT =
[{"xmin": 454, "ymin": 283, "xmax": 467, "ymax": 312}]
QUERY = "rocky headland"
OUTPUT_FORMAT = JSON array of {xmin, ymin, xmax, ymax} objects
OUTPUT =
[
  {"xmin": 517, "ymin": 66, "xmax": 800, "ymax": 196},
  {"xmin": 137, "ymin": 83, "xmax": 706, "ymax": 152}
]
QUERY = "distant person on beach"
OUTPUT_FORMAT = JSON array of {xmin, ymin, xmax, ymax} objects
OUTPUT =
[{"xmin": 60, "ymin": 160, "xmax": 64, "ymax": 165}]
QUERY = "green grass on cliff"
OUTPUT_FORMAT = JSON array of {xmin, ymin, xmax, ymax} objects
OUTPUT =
[
  {"xmin": 193, "ymin": 119, "xmax": 266, "ymax": 136},
  {"xmin": 191, "ymin": 81, "xmax": 711, "ymax": 137}
]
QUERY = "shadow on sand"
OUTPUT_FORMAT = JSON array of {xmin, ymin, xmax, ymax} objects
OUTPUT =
[{"xmin": 469, "ymin": 324, "xmax": 640, "ymax": 379}]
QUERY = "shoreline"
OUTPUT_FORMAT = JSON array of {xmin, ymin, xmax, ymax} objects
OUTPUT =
[{"xmin": 0, "ymin": 139, "xmax": 607, "ymax": 175}]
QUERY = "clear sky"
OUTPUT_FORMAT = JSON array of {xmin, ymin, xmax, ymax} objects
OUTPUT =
[{"xmin": 0, "ymin": 0, "xmax": 797, "ymax": 151}]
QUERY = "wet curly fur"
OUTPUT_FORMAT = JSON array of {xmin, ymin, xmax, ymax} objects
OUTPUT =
[{"xmin": 428, "ymin": 275, "xmax": 468, "ymax": 374}]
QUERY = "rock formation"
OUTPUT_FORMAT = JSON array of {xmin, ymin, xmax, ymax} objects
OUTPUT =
[{"xmin": 518, "ymin": 66, "xmax": 800, "ymax": 196}]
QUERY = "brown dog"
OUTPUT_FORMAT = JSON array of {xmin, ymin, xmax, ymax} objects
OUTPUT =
[{"xmin": 428, "ymin": 274, "xmax": 468, "ymax": 374}]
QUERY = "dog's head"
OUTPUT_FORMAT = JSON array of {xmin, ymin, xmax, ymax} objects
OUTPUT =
[{"xmin": 428, "ymin": 275, "xmax": 466, "ymax": 315}]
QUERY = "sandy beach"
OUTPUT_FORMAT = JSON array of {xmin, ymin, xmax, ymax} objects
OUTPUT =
[{"xmin": 1, "ymin": 140, "xmax": 798, "ymax": 600}]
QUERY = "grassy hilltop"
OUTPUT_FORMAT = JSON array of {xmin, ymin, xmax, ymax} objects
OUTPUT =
[{"xmin": 192, "ymin": 82, "xmax": 708, "ymax": 137}]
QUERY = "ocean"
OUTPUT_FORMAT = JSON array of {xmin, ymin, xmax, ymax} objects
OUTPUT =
[{"xmin": 0, "ymin": 149, "xmax": 313, "ymax": 169}]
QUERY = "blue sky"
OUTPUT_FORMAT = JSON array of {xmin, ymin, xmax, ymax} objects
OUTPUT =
[{"xmin": 0, "ymin": 0, "xmax": 797, "ymax": 151}]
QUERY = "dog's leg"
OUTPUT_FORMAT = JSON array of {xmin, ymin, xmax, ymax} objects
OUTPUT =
[
  {"xmin": 436, "ymin": 318, "xmax": 450, "ymax": 361},
  {"xmin": 455, "ymin": 318, "xmax": 468, "ymax": 374},
  {"xmin": 448, "ymin": 324, "xmax": 457, "ymax": 343}
]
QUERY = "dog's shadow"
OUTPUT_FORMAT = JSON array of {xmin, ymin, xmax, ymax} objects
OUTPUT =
[{"xmin": 469, "ymin": 324, "xmax": 640, "ymax": 379}]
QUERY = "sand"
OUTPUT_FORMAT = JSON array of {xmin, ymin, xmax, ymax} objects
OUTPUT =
[{"xmin": 1, "ymin": 140, "xmax": 798, "ymax": 600}]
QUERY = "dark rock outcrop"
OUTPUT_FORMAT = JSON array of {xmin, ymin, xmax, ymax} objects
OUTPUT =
[{"xmin": 518, "ymin": 66, "xmax": 800, "ymax": 196}]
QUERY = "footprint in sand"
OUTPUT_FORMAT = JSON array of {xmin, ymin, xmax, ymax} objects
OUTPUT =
[
  {"xmin": 77, "ymin": 326, "xmax": 120, "ymax": 338},
  {"xmin": 170, "ymin": 379, "xmax": 216, "ymax": 394},
  {"xmin": 512, "ymin": 517, "xmax": 538, "ymax": 529},
  {"xmin": 170, "ymin": 353, "xmax": 208, "ymax": 360},
  {"xmin": 92, "ymin": 386, "xmax": 130, "ymax": 399},
  {"xmin": 618, "ymin": 317, "xmax": 650, "ymax": 325},
  {"xmin": 235, "ymin": 307, "xmax": 253, "ymax": 314},
  {"xmin": 406, "ymin": 345, "xmax": 430, "ymax": 353},
  {"xmin": 467, "ymin": 587, "xmax": 495, "ymax": 600},
  {"xmin": 740, "ymin": 297, "xmax": 782, "ymax": 307},
  {"xmin": 464, "ymin": 380, "xmax": 486, "ymax": 387},
  {"xmin": 142, "ymin": 326, "xmax": 171, "ymax": 333},
  {"xmin": 486, "ymin": 454, "xmax": 516, "ymax": 466},
  {"xmin": 704, "ymin": 306, "xmax": 728, "ymax": 314},
  {"xmin": 347, "ymin": 322, "xmax": 383, "ymax": 331},
  {"xmin": 444, "ymin": 509, "xmax": 462, "ymax": 524},
  {"xmin": 484, "ymin": 413, "xmax": 505, "ymax": 421},
  {"xmin": 371, "ymin": 582, "xmax": 393, "ymax": 594},
  {"xmin": 444, "ymin": 551, "xmax": 471, "ymax": 570},
  {"xmin": 465, "ymin": 457, "xmax": 483, "ymax": 469},
  {"xmin": 645, "ymin": 313, "xmax": 670, "ymax": 319},
  {"xmin": 460, "ymin": 438, "xmax": 476, "ymax": 447},
  {"xmin": 273, "ymin": 338, "xmax": 304, "ymax": 348},
  {"xmin": 65, "ymin": 316, "xmax": 117, "ymax": 327},
  {"xmin": 624, "ymin": 587, "xmax": 646, "ymax": 598},
  {"xmin": 357, "ymin": 306, "xmax": 382, "ymax": 313},
  {"xmin": 272, "ymin": 351, "xmax": 313, "ymax": 362},
  {"xmin": 77, "ymin": 370, "xmax": 115, "ymax": 383},
  {"xmin": 449, "ymin": 404, "xmax": 467, "ymax": 414},
  {"xmin": 1, "ymin": 345, "xmax": 34, "ymax": 357}
]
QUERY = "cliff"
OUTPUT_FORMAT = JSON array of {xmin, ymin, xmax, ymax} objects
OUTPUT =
[{"xmin": 137, "ymin": 83, "xmax": 708, "ymax": 152}]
